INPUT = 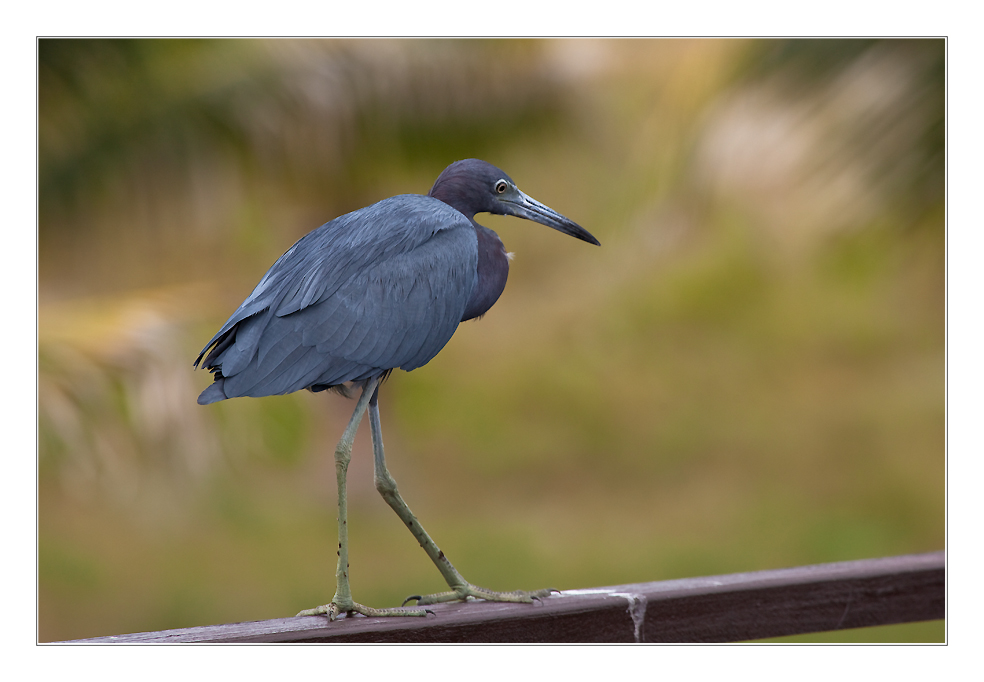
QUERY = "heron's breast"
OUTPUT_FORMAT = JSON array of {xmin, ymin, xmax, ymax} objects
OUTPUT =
[{"xmin": 461, "ymin": 225, "xmax": 509, "ymax": 322}]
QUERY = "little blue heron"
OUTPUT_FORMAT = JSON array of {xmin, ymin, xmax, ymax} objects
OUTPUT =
[{"xmin": 195, "ymin": 159, "xmax": 599, "ymax": 619}]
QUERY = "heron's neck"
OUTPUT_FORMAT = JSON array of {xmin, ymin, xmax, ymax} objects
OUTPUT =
[{"xmin": 428, "ymin": 182, "xmax": 478, "ymax": 219}]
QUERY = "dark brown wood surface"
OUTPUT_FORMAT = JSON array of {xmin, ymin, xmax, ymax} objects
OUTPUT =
[{"xmin": 65, "ymin": 551, "xmax": 944, "ymax": 643}]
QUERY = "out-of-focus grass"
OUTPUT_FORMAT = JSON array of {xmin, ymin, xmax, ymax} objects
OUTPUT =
[{"xmin": 38, "ymin": 39, "xmax": 944, "ymax": 642}]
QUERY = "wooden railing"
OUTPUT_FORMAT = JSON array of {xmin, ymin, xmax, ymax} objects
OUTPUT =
[{"xmin": 67, "ymin": 551, "xmax": 944, "ymax": 643}]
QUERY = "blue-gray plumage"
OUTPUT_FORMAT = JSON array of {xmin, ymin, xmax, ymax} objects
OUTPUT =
[
  {"xmin": 195, "ymin": 159, "xmax": 598, "ymax": 404},
  {"xmin": 194, "ymin": 159, "xmax": 599, "ymax": 620}
]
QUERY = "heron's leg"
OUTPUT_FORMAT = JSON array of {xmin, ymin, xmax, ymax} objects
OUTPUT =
[
  {"xmin": 297, "ymin": 377, "xmax": 428, "ymax": 620},
  {"xmin": 368, "ymin": 388, "xmax": 555, "ymax": 606}
]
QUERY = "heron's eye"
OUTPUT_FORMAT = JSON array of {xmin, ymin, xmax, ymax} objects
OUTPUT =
[{"xmin": 495, "ymin": 180, "xmax": 508, "ymax": 194}]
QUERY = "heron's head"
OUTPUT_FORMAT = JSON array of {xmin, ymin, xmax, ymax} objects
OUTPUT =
[{"xmin": 429, "ymin": 159, "xmax": 600, "ymax": 246}]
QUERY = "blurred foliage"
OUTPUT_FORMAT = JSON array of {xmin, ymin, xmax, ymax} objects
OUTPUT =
[
  {"xmin": 38, "ymin": 39, "xmax": 943, "ymax": 642},
  {"xmin": 39, "ymin": 39, "xmax": 567, "ymax": 298}
]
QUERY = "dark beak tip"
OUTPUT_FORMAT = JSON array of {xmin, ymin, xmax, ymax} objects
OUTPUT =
[
  {"xmin": 563, "ymin": 225, "xmax": 600, "ymax": 247},
  {"xmin": 573, "ymin": 227, "xmax": 600, "ymax": 247}
]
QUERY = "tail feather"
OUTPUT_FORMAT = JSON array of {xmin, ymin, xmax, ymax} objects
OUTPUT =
[{"xmin": 197, "ymin": 380, "xmax": 228, "ymax": 405}]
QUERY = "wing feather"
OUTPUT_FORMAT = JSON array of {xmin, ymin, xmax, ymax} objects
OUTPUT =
[{"xmin": 196, "ymin": 195, "xmax": 479, "ymax": 401}]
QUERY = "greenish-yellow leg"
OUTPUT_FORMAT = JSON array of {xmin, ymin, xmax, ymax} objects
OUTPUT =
[
  {"xmin": 296, "ymin": 377, "xmax": 428, "ymax": 620},
  {"xmin": 367, "ymin": 388, "xmax": 555, "ymax": 607}
]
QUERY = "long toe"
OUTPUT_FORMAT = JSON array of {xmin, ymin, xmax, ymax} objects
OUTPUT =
[
  {"xmin": 408, "ymin": 584, "xmax": 557, "ymax": 607},
  {"xmin": 297, "ymin": 601, "xmax": 430, "ymax": 620},
  {"xmin": 296, "ymin": 604, "xmax": 332, "ymax": 618}
]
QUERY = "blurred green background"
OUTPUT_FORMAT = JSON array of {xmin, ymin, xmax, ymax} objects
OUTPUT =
[{"xmin": 38, "ymin": 38, "xmax": 944, "ymax": 642}]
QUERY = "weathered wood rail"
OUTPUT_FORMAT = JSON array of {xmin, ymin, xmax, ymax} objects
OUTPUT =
[{"xmin": 67, "ymin": 551, "xmax": 943, "ymax": 643}]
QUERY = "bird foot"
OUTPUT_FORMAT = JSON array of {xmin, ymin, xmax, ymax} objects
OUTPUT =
[
  {"xmin": 403, "ymin": 584, "xmax": 559, "ymax": 607},
  {"xmin": 296, "ymin": 601, "xmax": 431, "ymax": 620}
]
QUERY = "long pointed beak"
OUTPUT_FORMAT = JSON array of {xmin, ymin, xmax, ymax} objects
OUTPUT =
[{"xmin": 501, "ymin": 190, "xmax": 600, "ymax": 246}]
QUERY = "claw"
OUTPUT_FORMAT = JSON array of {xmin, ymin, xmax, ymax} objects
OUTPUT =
[{"xmin": 402, "ymin": 595, "xmax": 422, "ymax": 607}]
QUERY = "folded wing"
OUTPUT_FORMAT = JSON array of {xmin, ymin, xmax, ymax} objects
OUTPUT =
[{"xmin": 196, "ymin": 195, "xmax": 478, "ymax": 403}]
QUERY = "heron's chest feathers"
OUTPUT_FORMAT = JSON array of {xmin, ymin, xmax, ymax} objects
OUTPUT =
[{"xmin": 461, "ymin": 223, "xmax": 509, "ymax": 322}]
